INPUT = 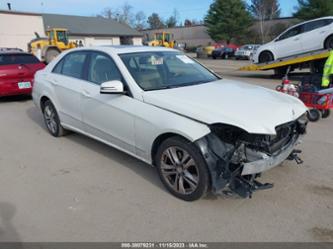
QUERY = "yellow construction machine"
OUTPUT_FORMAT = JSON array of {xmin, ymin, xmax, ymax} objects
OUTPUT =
[
  {"xmin": 28, "ymin": 28, "xmax": 77, "ymax": 63},
  {"xmin": 148, "ymin": 32, "xmax": 175, "ymax": 48}
]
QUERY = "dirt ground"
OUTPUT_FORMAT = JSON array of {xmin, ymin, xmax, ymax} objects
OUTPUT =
[{"xmin": 0, "ymin": 58, "xmax": 332, "ymax": 242}]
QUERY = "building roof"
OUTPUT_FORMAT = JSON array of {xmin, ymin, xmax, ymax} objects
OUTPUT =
[
  {"xmin": 42, "ymin": 13, "xmax": 142, "ymax": 37},
  {"xmin": 0, "ymin": 9, "xmax": 41, "ymax": 16},
  {"xmin": 0, "ymin": 10, "xmax": 142, "ymax": 37}
]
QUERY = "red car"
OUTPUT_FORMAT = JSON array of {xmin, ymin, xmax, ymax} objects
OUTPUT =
[{"xmin": 0, "ymin": 51, "xmax": 45, "ymax": 97}]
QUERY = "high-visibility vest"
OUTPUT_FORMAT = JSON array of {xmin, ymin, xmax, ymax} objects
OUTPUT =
[{"xmin": 322, "ymin": 50, "xmax": 333, "ymax": 87}]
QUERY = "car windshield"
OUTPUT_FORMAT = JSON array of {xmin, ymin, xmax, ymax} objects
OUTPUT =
[
  {"xmin": 120, "ymin": 51, "xmax": 219, "ymax": 91},
  {"xmin": 0, "ymin": 53, "xmax": 40, "ymax": 65}
]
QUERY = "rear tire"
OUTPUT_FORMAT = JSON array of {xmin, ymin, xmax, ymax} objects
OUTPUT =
[
  {"xmin": 155, "ymin": 136, "xmax": 209, "ymax": 201},
  {"xmin": 45, "ymin": 49, "xmax": 60, "ymax": 64},
  {"xmin": 307, "ymin": 109, "xmax": 321, "ymax": 122},
  {"xmin": 324, "ymin": 35, "xmax": 333, "ymax": 49},
  {"xmin": 42, "ymin": 100, "xmax": 67, "ymax": 137},
  {"xmin": 275, "ymin": 85, "xmax": 283, "ymax": 91},
  {"xmin": 259, "ymin": 51, "xmax": 274, "ymax": 63},
  {"xmin": 321, "ymin": 109, "xmax": 331, "ymax": 119}
]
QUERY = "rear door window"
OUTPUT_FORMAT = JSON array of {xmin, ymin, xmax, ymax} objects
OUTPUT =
[
  {"xmin": 52, "ymin": 59, "xmax": 64, "ymax": 74},
  {"xmin": 303, "ymin": 19, "xmax": 330, "ymax": 32},
  {"xmin": 0, "ymin": 54, "xmax": 40, "ymax": 65},
  {"xmin": 61, "ymin": 52, "xmax": 88, "ymax": 79},
  {"xmin": 325, "ymin": 19, "xmax": 333, "ymax": 25}
]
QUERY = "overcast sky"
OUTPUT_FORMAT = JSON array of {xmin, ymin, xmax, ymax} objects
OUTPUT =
[{"xmin": 0, "ymin": 0, "xmax": 299, "ymax": 22}]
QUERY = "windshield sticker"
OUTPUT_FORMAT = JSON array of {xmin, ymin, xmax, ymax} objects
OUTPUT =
[
  {"xmin": 151, "ymin": 56, "xmax": 164, "ymax": 65},
  {"xmin": 176, "ymin": 55, "xmax": 195, "ymax": 64}
]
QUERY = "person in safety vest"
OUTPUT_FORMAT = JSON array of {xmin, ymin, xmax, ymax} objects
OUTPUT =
[
  {"xmin": 322, "ymin": 50, "xmax": 333, "ymax": 88},
  {"xmin": 317, "ymin": 50, "xmax": 333, "ymax": 105}
]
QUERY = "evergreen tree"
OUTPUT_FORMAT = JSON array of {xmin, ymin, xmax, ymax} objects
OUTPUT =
[
  {"xmin": 294, "ymin": 0, "xmax": 333, "ymax": 20},
  {"xmin": 205, "ymin": 0, "xmax": 252, "ymax": 43},
  {"xmin": 147, "ymin": 13, "xmax": 165, "ymax": 29}
]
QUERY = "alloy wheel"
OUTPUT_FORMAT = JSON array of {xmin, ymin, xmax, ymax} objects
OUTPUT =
[
  {"xmin": 44, "ymin": 105, "xmax": 57, "ymax": 134},
  {"xmin": 160, "ymin": 146, "xmax": 199, "ymax": 195}
]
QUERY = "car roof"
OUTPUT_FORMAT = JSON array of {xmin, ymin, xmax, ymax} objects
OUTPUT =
[
  {"xmin": 0, "ymin": 48, "xmax": 24, "ymax": 54},
  {"xmin": 72, "ymin": 45, "xmax": 180, "ymax": 54},
  {"xmin": 0, "ymin": 51, "xmax": 31, "ymax": 55},
  {"xmin": 276, "ymin": 16, "xmax": 333, "ymax": 37}
]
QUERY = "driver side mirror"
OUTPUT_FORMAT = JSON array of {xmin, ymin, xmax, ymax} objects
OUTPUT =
[{"xmin": 100, "ymin": 80, "xmax": 125, "ymax": 94}]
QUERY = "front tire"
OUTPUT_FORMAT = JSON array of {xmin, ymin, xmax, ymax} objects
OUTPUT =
[
  {"xmin": 42, "ymin": 100, "xmax": 67, "ymax": 137},
  {"xmin": 307, "ymin": 109, "xmax": 321, "ymax": 122},
  {"xmin": 155, "ymin": 137, "xmax": 209, "ymax": 201},
  {"xmin": 259, "ymin": 51, "xmax": 274, "ymax": 63},
  {"xmin": 321, "ymin": 109, "xmax": 331, "ymax": 119}
]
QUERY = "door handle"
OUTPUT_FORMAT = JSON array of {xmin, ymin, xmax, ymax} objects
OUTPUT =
[
  {"xmin": 48, "ymin": 78, "xmax": 58, "ymax": 85},
  {"xmin": 294, "ymin": 38, "xmax": 300, "ymax": 41},
  {"xmin": 82, "ymin": 90, "xmax": 91, "ymax": 98}
]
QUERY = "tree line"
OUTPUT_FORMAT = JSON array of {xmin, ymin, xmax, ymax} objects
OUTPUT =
[
  {"xmin": 97, "ymin": 3, "xmax": 202, "ymax": 30},
  {"xmin": 97, "ymin": 0, "xmax": 333, "ymax": 43},
  {"xmin": 206, "ymin": 0, "xmax": 333, "ymax": 44}
]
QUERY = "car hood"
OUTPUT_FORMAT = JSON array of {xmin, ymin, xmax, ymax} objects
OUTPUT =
[{"xmin": 142, "ymin": 80, "xmax": 307, "ymax": 135}]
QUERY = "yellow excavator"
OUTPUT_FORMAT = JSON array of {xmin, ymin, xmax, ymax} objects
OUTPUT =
[
  {"xmin": 28, "ymin": 28, "xmax": 77, "ymax": 63},
  {"xmin": 148, "ymin": 32, "xmax": 175, "ymax": 48}
]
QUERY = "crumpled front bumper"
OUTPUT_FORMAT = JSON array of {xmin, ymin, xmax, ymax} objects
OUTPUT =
[
  {"xmin": 195, "ymin": 122, "xmax": 305, "ymax": 197},
  {"xmin": 241, "ymin": 135, "xmax": 300, "ymax": 176}
]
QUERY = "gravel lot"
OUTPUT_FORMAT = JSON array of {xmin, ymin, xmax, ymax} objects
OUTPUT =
[{"xmin": 0, "ymin": 58, "xmax": 332, "ymax": 242}]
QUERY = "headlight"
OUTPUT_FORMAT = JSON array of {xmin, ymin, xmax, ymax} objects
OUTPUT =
[
  {"xmin": 210, "ymin": 124, "xmax": 248, "ymax": 144},
  {"xmin": 296, "ymin": 113, "xmax": 308, "ymax": 134}
]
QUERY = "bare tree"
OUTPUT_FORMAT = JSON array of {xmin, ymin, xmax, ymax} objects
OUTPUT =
[
  {"xmin": 98, "ymin": 2, "xmax": 137, "ymax": 27},
  {"xmin": 249, "ymin": 0, "xmax": 281, "ymax": 43},
  {"xmin": 99, "ymin": 7, "xmax": 117, "ymax": 20},
  {"xmin": 172, "ymin": 8, "xmax": 180, "ymax": 26},
  {"xmin": 135, "ymin": 11, "xmax": 147, "ymax": 30},
  {"xmin": 118, "ymin": 3, "xmax": 135, "ymax": 26}
]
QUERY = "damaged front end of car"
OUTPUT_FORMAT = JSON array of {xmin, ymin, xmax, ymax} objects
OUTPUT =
[{"xmin": 195, "ymin": 114, "xmax": 308, "ymax": 198}]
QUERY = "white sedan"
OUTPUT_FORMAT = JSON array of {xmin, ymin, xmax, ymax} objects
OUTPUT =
[
  {"xmin": 253, "ymin": 16, "xmax": 333, "ymax": 64},
  {"xmin": 33, "ymin": 46, "xmax": 308, "ymax": 201}
]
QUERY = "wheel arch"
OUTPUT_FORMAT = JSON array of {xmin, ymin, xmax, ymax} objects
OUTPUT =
[
  {"xmin": 40, "ymin": 95, "xmax": 51, "ymax": 111},
  {"xmin": 151, "ymin": 132, "xmax": 192, "ymax": 166},
  {"xmin": 40, "ymin": 95, "xmax": 59, "ymax": 114},
  {"xmin": 324, "ymin": 34, "xmax": 333, "ymax": 49},
  {"xmin": 259, "ymin": 50, "xmax": 274, "ymax": 60}
]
